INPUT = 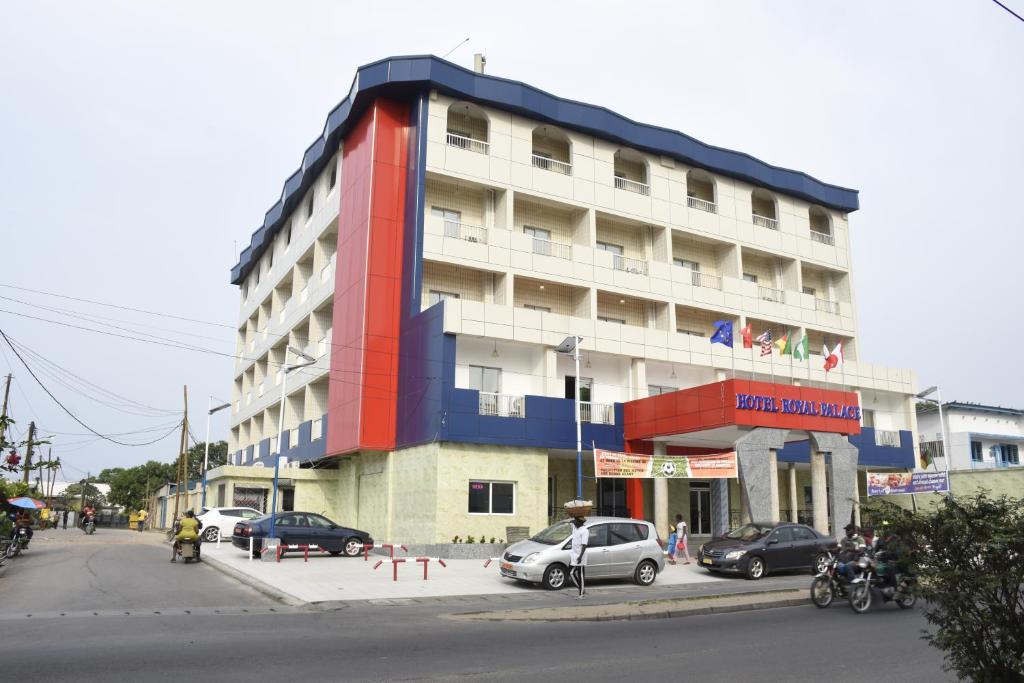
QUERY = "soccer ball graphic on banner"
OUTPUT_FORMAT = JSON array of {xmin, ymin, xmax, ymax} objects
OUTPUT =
[{"xmin": 660, "ymin": 461, "xmax": 677, "ymax": 477}]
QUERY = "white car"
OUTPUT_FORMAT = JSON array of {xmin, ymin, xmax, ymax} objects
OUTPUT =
[{"xmin": 196, "ymin": 507, "xmax": 263, "ymax": 542}]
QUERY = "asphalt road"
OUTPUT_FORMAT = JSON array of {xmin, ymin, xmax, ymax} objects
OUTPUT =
[{"xmin": 0, "ymin": 529, "xmax": 953, "ymax": 682}]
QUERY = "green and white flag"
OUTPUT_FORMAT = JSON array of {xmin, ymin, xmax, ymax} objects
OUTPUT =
[{"xmin": 793, "ymin": 335, "xmax": 809, "ymax": 360}]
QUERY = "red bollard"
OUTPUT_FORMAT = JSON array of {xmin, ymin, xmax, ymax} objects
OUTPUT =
[
  {"xmin": 373, "ymin": 559, "xmax": 383, "ymax": 570},
  {"xmin": 438, "ymin": 559, "xmax": 447, "ymax": 568},
  {"xmin": 417, "ymin": 557, "xmax": 429, "ymax": 580},
  {"xmin": 363, "ymin": 544, "xmax": 374, "ymax": 561},
  {"xmin": 303, "ymin": 544, "xmax": 309, "ymax": 563},
  {"xmin": 392, "ymin": 558, "xmax": 405, "ymax": 582}
]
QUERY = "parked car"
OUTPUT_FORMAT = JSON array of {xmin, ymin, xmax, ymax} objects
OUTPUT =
[
  {"xmin": 231, "ymin": 511, "xmax": 372, "ymax": 558},
  {"xmin": 196, "ymin": 507, "xmax": 263, "ymax": 542},
  {"xmin": 499, "ymin": 517, "xmax": 665, "ymax": 590},
  {"xmin": 697, "ymin": 522, "xmax": 837, "ymax": 580}
]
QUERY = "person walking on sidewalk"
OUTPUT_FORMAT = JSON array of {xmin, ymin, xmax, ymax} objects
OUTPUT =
[
  {"xmin": 666, "ymin": 520, "xmax": 678, "ymax": 564},
  {"xmin": 136, "ymin": 508, "xmax": 148, "ymax": 532},
  {"xmin": 568, "ymin": 517, "xmax": 589, "ymax": 599},
  {"xmin": 675, "ymin": 514, "xmax": 691, "ymax": 565},
  {"xmin": 62, "ymin": 509, "xmax": 69, "ymax": 530}
]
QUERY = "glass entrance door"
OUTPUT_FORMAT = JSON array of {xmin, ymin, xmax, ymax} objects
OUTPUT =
[
  {"xmin": 689, "ymin": 484, "xmax": 712, "ymax": 534},
  {"xmin": 597, "ymin": 479, "xmax": 628, "ymax": 517}
]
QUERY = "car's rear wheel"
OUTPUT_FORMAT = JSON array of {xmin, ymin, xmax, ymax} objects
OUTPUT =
[
  {"xmin": 203, "ymin": 527, "xmax": 220, "ymax": 543},
  {"xmin": 745, "ymin": 556, "xmax": 766, "ymax": 580},
  {"xmin": 813, "ymin": 553, "xmax": 829, "ymax": 575},
  {"xmin": 634, "ymin": 559, "xmax": 658, "ymax": 586},
  {"xmin": 542, "ymin": 563, "xmax": 568, "ymax": 590},
  {"xmin": 343, "ymin": 538, "xmax": 363, "ymax": 557}
]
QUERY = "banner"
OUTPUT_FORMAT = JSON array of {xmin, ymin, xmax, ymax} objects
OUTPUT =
[
  {"xmin": 594, "ymin": 449, "xmax": 737, "ymax": 479},
  {"xmin": 866, "ymin": 471, "xmax": 950, "ymax": 496}
]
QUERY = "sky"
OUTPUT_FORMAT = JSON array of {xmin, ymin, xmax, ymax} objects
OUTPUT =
[{"xmin": 1, "ymin": 1, "xmax": 1022, "ymax": 476}]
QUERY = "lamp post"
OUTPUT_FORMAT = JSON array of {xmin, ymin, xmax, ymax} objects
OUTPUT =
[
  {"xmin": 268, "ymin": 346, "xmax": 317, "ymax": 543},
  {"xmin": 916, "ymin": 385, "xmax": 952, "ymax": 497},
  {"xmin": 201, "ymin": 396, "xmax": 231, "ymax": 509},
  {"xmin": 556, "ymin": 336, "xmax": 584, "ymax": 499}
]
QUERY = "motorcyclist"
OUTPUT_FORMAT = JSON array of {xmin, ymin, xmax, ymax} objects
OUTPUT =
[
  {"xmin": 836, "ymin": 523, "xmax": 866, "ymax": 580},
  {"xmin": 873, "ymin": 529, "xmax": 908, "ymax": 589},
  {"xmin": 12, "ymin": 510, "xmax": 33, "ymax": 545},
  {"xmin": 171, "ymin": 510, "xmax": 202, "ymax": 562},
  {"xmin": 80, "ymin": 503, "xmax": 96, "ymax": 530}
]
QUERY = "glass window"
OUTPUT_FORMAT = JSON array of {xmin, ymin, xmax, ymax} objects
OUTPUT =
[
  {"xmin": 609, "ymin": 523, "xmax": 647, "ymax": 545},
  {"xmin": 306, "ymin": 514, "xmax": 334, "ymax": 528},
  {"xmin": 277, "ymin": 513, "xmax": 301, "ymax": 527},
  {"xmin": 240, "ymin": 510, "xmax": 262, "ymax": 519},
  {"xmin": 585, "ymin": 524, "xmax": 609, "ymax": 548},
  {"xmin": 743, "ymin": 273, "xmax": 758, "ymax": 283},
  {"xmin": 771, "ymin": 527, "xmax": 794, "ymax": 543},
  {"xmin": 468, "ymin": 481, "xmax": 489, "ymax": 513},
  {"xmin": 532, "ymin": 521, "xmax": 572, "ymax": 545},
  {"xmin": 792, "ymin": 527, "xmax": 816, "ymax": 541},
  {"xmin": 523, "ymin": 226, "xmax": 551, "ymax": 241},
  {"xmin": 524, "ymin": 304, "xmax": 551, "ymax": 313},
  {"xmin": 596, "ymin": 241, "xmax": 624, "ymax": 256},
  {"xmin": 306, "ymin": 194, "xmax": 314, "ymax": 219},
  {"xmin": 547, "ymin": 476, "xmax": 557, "ymax": 518},
  {"xmin": 428, "ymin": 290, "xmax": 460, "ymax": 306},
  {"xmin": 802, "ymin": 286, "xmax": 816, "ymax": 296},
  {"xmin": 329, "ymin": 163, "xmax": 337, "ymax": 189},
  {"xmin": 431, "ymin": 206, "xmax": 462, "ymax": 238},
  {"xmin": 971, "ymin": 441, "xmax": 983, "ymax": 462},
  {"xmin": 468, "ymin": 481, "xmax": 516, "ymax": 514},
  {"xmin": 674, "ymin": 258, "xmax": 699, "ymax": 271},
  {"xmin": 862, "ymin": 409, "xmax": 875, "ymax": 428},
  {"xmin": 468, "ymin": 366, "xmax": 501, "ymax": 394},
  {"xmin": 285, "ymin": 224, "xmax": 292, "ymax": 246},
  {"xmin": 1006, "ymin": 445, "xmax": 1019, "ymax": 465},
  {"xmin": 648, "ymin": 385, "xmax": 676, "ymax": 396}
]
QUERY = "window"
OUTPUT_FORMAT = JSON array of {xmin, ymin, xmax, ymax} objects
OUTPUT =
[
  {"xmin": 468, "ymin": 481, "xmax": 515, "ymax": 514},
  {"xmin": 431, "ymin": 206, "xmax": 462, "ymax": 238},
  {"xmin": 674, "ymin": 258, "xmax": 699, "ymax": 271},
  {"xmin": 743, "ymin": 273, "xmax": 758, "ymax": 283},
  {"xmin": 565, "ymin": 376, "xmax": 593, "ymax": 402},
  {"xmin": 468, "ymin": 365, "xmax": 502, "ymax": 394},
  {"xmin": 862, "ymin": 409, "xmax": 875, "ymax": 428},
  {"xmin": 329, "ymin": 163, "xmax": 337, "ymax": 190},
  {"xmin": 971, "ymin": 441, "xmax": 983, "ymax": 462},
  {"xmin": 770, "ymin": 527, "xmax": 794, "ymax": 543},
  {"xmin": 585, "ymin": 524, "xmax": 609, "ymax": 548},
  {"xmin": 547, "ymin": 476, "xmax": 557, "ymax": 518},
  {"xmin": 523, "ymin": 226, "xmax": 551, "ymax": 241},
  {"xmin": 802, "ymin": 286, "xmax": 816, "ymax": 296},
  {"xmin": 1005, "ymin": 445, "xmax": 1020, "ymax": 465},
  {"xmin": 596, "ymin": 241, "xmax": 625, "ymax": 256},
  {"xmin": 792, "ymin": 527, "xmax": 817, "ymax": 541},
  {"xmin": 524, "ymin": 304, "xmax": 551, "ymax": 313},
  {"xmin": 428, "ymin": 290, "xmax": 460, "ymax": 306},
  {"xmin": 306, "ymin": 194, "xmax": 315, "ymax": 220},
  {"xmin": 648, "ymin": 385, "xmax": 676, "ymax": 396},
  {"xmin": 306, "ymin": 514, "xmax": 335, "ymax": 528},
  {"xmin": 609, "ymin": 522, "xmax": 648, "ymax": 545},
  {"xmin": 285, "ymin": 224, "xmax": 292, "ymax": 247},
  {"xmin": 598, "ymin": 316, "xmax": 625, "ymax": 324}
]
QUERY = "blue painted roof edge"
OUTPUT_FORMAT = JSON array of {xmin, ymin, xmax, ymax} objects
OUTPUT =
[{"xmin": 231, "ymin": 54, "xmax": 860, "ymax": 285}]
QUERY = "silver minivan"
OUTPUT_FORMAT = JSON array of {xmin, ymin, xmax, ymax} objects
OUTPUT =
[{"xmin": 498, "ymin": 517, "xmax": 665, "ymax": 590}]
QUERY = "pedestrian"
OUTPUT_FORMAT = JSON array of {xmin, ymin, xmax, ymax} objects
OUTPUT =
[
  {"xmin": 666, "ymin": 520, "xmax": 678, "ymax": 565},
  {"xmin": 62, "ymin": 509, "xmax": 69, "ymax": 530},
  {"xmin": 137, "ymin": 508, "xmax": 148, "ymax": 532},
  {"xmin": 675, "ymin": 513, "xmax": 691, "ymax": 565},
  {"xmin": 568, "ymin": 517, "xmax": 589, "ymax": 599}
]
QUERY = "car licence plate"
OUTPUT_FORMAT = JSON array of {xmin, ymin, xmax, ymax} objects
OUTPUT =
[{"xmin": 702, "ymin": 557, "xmax": 713, "ymax": 565}]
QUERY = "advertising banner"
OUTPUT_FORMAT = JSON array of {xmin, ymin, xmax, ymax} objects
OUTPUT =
[
  {"xmin": 594, "ymin": 449, "xmax": 737, "ymax": 479},
  {"xmin": 866, "ymin": 471, "xmax": 950, "ymax": 496}
]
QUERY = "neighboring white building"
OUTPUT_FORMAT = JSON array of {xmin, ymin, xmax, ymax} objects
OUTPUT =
[{"xmin": 918, "ymin": 402, "xmax": 1023, "ymax": 472}]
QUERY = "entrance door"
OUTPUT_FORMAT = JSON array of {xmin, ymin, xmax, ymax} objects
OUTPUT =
[
  {"xmin": 597, "ymin": 479, "xmax": 628, "ymax": 517},
  {"xmin": 689, "ymin": 484, "xmax": 711, "ymax": 535}
]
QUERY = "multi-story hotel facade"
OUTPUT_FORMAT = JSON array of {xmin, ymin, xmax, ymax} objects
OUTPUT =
[{"xmin": 226, "ymin": 56, "xmax": 919, "ymax": 545}]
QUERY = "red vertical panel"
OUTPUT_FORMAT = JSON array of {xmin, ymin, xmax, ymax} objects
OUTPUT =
[{"xmin": 326, "ymin": 99, "xmax": 410, "ymax": 456}]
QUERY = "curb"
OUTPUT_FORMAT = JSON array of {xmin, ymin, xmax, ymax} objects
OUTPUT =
[{"xmin": 200, "ymin": 554, "xmax": 308, "ymax": 608}]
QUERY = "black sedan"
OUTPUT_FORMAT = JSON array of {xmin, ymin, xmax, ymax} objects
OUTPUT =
[
  {"xmin": 697, "ymin": 522, "xmax": 836, "ymax": 580},
  {"xmin": 231, "ymin": 511, "xmax": 372, "ymax": 558}
]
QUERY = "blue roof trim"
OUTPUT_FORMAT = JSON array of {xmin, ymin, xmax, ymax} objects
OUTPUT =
[{"xmin": 231, "ymin": 55, "xmax": 860, "ymax": 284}]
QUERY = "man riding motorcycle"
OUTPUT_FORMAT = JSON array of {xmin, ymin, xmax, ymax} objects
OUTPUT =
[
  {"xmin": 836, "ymin": 523, "xmax": 866, "ymax": 580},
  {"xmin": 80, "ymin": 503, "xmax": 96, "ymax": 530},
  {"xmin": 170, "ymin": 510, "xmax": 202, "ymax": 562}
]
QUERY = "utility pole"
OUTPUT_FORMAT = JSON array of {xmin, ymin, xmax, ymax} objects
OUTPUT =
[
  {"xmin": 173, "ymin": 385, "xmax": 188, "ymax": 519},
  {"xmin": 80, "ymin": 472, "xmax": 89, "ymax": 512},
  {"xmin": 1, "ymin": 373, "xmax": 11, "ymax": 420},
  {"xmin": 22, "ymin": 421, "xmax": 36, "ymax": 484}
]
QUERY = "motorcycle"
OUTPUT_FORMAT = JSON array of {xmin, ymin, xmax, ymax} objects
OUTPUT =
[
  {"xmin": 176, "ymin": 539, "xmax": 201, "ymax": 564},
  {"xmin": 83, "ymin": 516, "xmax": 96, "ymax": 535},
  {"xmin": 810, "ymin": 550, "xmax": 854, "ymax": 607},
  {"xmin": 6, "ymin": 526, "xmax": 30, "ymax": 558},
  {"xmin": 848, "ymin": 554, "xmax": 917, "ymax": 613}
]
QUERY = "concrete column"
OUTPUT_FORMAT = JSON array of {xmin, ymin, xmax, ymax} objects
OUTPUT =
[
  {"xmin": 734, "ymin": 428, "xmax": 787, "ymax": 523},
  {"xmin": 630, "ymin": 358, "xmax": 647, "ymax": 400},
  {"xmin": 810, "ymin": 450, "xmax": 829, "ymax": 535},
  {"xmin": 810, "ymin": 432, "xmax": 860, "ymax": 540},
  {"xmin": 853, "ymin": 473, "xmax": 862, "ymax": 528},
  {"xmin": 653, "ymin": 442, "xmax": 669, "ymax": 538},
  {"xmin": 768, "ymin": 451, "xmax": 780, "ymax": 523},
  {"xmin": 711, "ymin": 478, "xmax": 729, "ymax": 537},
  {"xmin": 740, "ymin": 487, "xmax": 751, "ymax": 524},
  {"xmin": 788, "ymin": 463, "xmax": 798, "ymax": 523},
  {"xmin": 543, "ymin": 347, "xmax": 560, "ymax": 397}
]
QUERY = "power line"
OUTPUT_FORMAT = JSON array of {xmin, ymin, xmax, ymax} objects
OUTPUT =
[{"xmin": 992, "ymin": 0, "xmax": 1024, "ymax": 23}]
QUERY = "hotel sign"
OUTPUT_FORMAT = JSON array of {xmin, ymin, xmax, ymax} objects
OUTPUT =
[{"xmin": 735, "ymin": 393, "xmax": 862, "ymax": 421}]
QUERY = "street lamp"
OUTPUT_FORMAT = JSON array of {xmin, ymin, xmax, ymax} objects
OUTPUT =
[
  {"xmin": 555, "ymin": 335, "xmax": 584, "ymax": 499},
  {"xmin": 200, "ymin": 396, "xmax": 232, "ymax": 509},
  {"xmin": 268, "ymin": 345, "xmax": 317, "ymax": 543},
  {"xmin": 916, "ymin": 385, "xmax": 952, "ymax": 496}
]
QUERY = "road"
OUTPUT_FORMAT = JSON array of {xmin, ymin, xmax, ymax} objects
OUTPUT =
[{"xmin": 0, "ymin": 528, "xmax": 953, "ymax": 682}]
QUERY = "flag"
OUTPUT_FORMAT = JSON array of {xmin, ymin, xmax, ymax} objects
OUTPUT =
[
  {"xmin": 823, "ymin": 344, "xmax": 839, "ymax": 372},
  {"xmin": 920, "ymin": 445, "xmax": 933, "ymax": 470},
  {"xmin": 710, "ymin": 321, "xmax": 733, "ymax": 348},
  {"xmin": 756, "ymin": 330, "xmax": 772, "ymax": 357},
  {"xmin": 775, "ymin": 330, "xmax": 792, "ymax": 355},
  {"xmin": 740, "ymin": 323, "xmax": 753, "ymax": 349},
  {"xmin": 833, "ymin": 341, "xmax": 844, "ymax": 367},
  {"xmin": 793, "ymin": 335, "xmax": 809, "ymax": 361}
]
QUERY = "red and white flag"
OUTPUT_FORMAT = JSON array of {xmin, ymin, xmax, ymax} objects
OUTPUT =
[
  {"xmin": 823, "ymin": 343, "xmax": 842, "ymax": 372},
  {"xmin": 756, "ymin": 331, "xmax": 773, "ymax": 357}
]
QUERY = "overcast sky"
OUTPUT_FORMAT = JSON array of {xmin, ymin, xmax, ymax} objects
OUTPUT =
[{"xmin": 1, "ymin": 1, "xmax": 1021, "ymax": 476}]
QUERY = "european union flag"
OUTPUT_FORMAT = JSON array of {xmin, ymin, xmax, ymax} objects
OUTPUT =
[{"xmin": 710, "ymin": 320, "xmax": 733, "ymax": 348}]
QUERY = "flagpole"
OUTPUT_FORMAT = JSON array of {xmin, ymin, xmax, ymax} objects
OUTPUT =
[{"xmin": 769, "ymin": 331, "xmax": 775, "ymax": 385}]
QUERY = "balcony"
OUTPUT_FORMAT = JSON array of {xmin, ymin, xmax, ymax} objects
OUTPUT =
[
  {"xmin": 874, "ymin": 429, "xmax": 902, "ymax": 448},
  {"xmin": 758, "ymin": 285, "xmax": 785, "ymax": 304},
  {"xmin": 443, "ymin": 220, "xmax": 488, "ymax": 244},
  {"xmin": 687, "ymin": 196, "xmax": 717, "ymax": 213},
  {"xmin": 532, "ymin": 154, "xmax": 572, "ymax": 175},
  {"xmin": 614, "ymin": 176, "xmax": 650, "ymax": 196},
  {"xmin": 676, "ymin": 265, "xmax": 723, "ymax": 290},
  {"xmin": 530, "ymin": 238, "xmax": 572, "ymax": 260},
  {"xmin": 446, "ymin": 132, "xmax": 489, "ymax": 155},
  {"xmin": 581, "ymin": 402, "xmax": 615, "ymax": 425},
  {"xmin": 752, "ymin": 213, "xmax": 778, "ymax": 230},
  {"xmin": 613, "ymin": 254, "xmax": 649, "ymax": 276},
  {"xmin": 810, "ymin": 230, "xmax": 834, "ymax": 246},
  {"xmin": 815, "ymin": 298, "xmax": 840, "ymax": 315},
  {"xmin": 479, "ymin": 392, "xmax": 525, "ymax": 418}
]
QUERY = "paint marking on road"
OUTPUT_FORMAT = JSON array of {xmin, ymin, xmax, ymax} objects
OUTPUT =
[{"xmin": 0, "ymin": 605, "xmax": 305, "ymax": 621}]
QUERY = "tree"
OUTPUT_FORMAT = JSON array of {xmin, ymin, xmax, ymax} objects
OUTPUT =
[
  {"xmin": 185, "ymin": 441, "xmax": 228, "ymax": 482},
  {"xmin": 869, "ymin": 493, "xmax": 1024, "ymax": 681},
  {"xmin": 105, "ymin": 460, "xmax": 175, "ymax": 511},
  {"xmin": 63, "ymin": 480, "xmax": 107, "ymax": 508}
]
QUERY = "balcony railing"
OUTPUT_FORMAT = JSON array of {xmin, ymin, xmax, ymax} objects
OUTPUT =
[
  {"xmin": 530, "ymin": 238, "xmax": 572, "ymax": 260},
  {"xmin": 810, "ymin": 230, "xmax": 834, "ymax": 246},
  {"xmin": 752, "ymin": 213, "xmax": 778, "ymax": 230},
  {"xmin": 613, "ymin": 254, "xmax": 649, "ymax": 276},
  {"xmin": 815, "ymin": 298, "xmax": 839, "ymax": 315},
  {"xmin": 758, "ymin": 285, "xmax": 785, "ymax": 304},
  {"xmin": 318, "ymin": 332, "xmax": 331, "ymax": 357},
  {"xmin": 443, "ymin": 220, "xmax": 488, "ymax": 244},
  {"xmin": 311, "ymin": 417, "xmax": 323, "ymax": 441},
  {"xmin": 874, "ymin": 429, "xmax": 902, "ymax": 448},
  {"xmin": 299, "ymin": 284, "xmax": 309, "ymax": 304},
  {"xmin": 687, "ymin": 195, "xmax": 717, "ymax": 213},
  {"xmin": 257, "ymin": 381, "xmax": 265, "ymax": 398},
  {"xmin": 581, "ymin": 401, "xmax": 615, "ymax": 425},
  {"xmin": 321, "ymin": 254, "xmax": 335, "ymax": 283},
  {"xmin": 532, "ymin": 154, "xmax": 572, "ymax": 175},
  {"xmin": 614, "ymin": 176, "xmax": 650, "ymax": 195},
  {"xmin": 446, "ymin": 132, "xmax": 489, "ymax": 155},
  {"xmin": 479, "ymin": 392, "xmax": 525, "ymax": 418},
  {"xmin": 677, "ymin": 266, "xmax": 723, "ymax": 290}
]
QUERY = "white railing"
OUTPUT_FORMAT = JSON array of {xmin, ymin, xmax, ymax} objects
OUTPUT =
[
  {"xmin": 443, "ymin": 220, "xmax": 488, "ymax": 244},
  {"xmin": 874, "ymin": 429, "xmax": 902, "ymax": 448},
  {"xmin": 752, "ymin": 213, "xmax": 778, "ymax": 230},
  {"xmin": 532, "ymin": 154, "xmax": 572, "ymax": 175},
  {"xmin": 677, "ymin": 266, "xmax": 723, "ymax": 290},
  {"xmin": 815, "ymin": 298, "xmax": 839, "ymax": 315},
  {"xmin": 299, "ymin": 284, "xmax": 309, "ymax": 304},
  {"xmin": 478, "ymin": 392, "xmax": 525, "ymax": 418},
  {"xmin": 687, "ymin": 195, "xmax": 717, "ymax": 213},
  {"xmin": 580, "ymin": 402, "xmax": 615, "ymax": 425},
  {"xmin": 530, "ymin": 238, "xmax": 572, "ymax": 260},
  {"xmin": 446, "ymin": 132, "xmax": 489, "ymax": 155},
  {"xmin": 810, "ymin": 230, "xmax": 834, "ymax": 246},
  {"xmin": 614, "ymin": 176, "xmax": 650, "ymax": 195},
  {"xmin": 758, "ymin": 285, "xmax": 785, "ymax": 304},
  {"xmin": 613, "ymin": 254, "xmax": 649, "ymax": 275}
]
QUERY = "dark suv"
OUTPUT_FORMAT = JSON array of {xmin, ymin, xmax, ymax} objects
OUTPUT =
[{"xmin": 697, "ymin": 522, "xmax": 836, "ymax": 580}]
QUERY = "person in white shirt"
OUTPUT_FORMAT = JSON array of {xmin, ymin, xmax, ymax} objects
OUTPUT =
[
  {"xmin": 675, "ymin": 514, "xmax": 691, "ymax": 565},
  {"xmin": 569, "ymin": 517, "xmax": 589, "ymax": 599}
]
